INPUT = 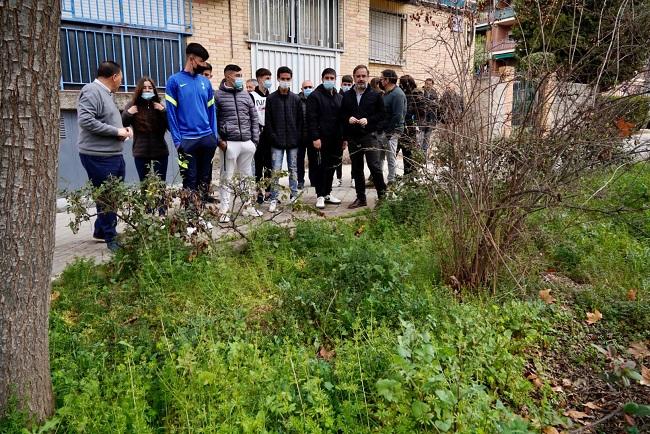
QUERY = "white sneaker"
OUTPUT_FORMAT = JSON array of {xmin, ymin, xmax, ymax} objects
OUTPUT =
[
  {"xmin": 243, "ymin": 207, "xmax": 263, "ymax": 218},
  {"xmin": 268, "ymin": 200, "xmax": 278, "ymax": 213},
  {"xmin": 219, "ymin": 213, "xmax": 230, "ymax": 223},
  {"xmin": 351, "ymin": 179, "xmax": 355, "ymax": 188},
  {"xmin": 316, "ymin": 196, "xmax": 325, "ymax": 209},
  {"xmin": 325, "ymin": 194, "xmax": 341, "ymax": 204},
  {"xmin": 336, "ymin": 178, "xmax": 343, "ymax": 187}
]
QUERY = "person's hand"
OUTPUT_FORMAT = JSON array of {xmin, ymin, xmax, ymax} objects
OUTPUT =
[
  {"xmin": 127, "ymin": 106, "xmax": 138, "ymax": 114},
  {"xmin": 349, "ymin": 116, "xmax": 359, "ymax": 125},
  {"xmin": 358, "ymin": 118, "xmax": 368, "ymax": 127},
  {"xmin": 153, "ymin": 102, "xmax": 165, "ymax": 111},
  {"xmin": 218, "ymin": 140, "xmax": 228, "ymax": 151},
  {"xmin": 342, "ymin": 140, "xmax": 348, "ymax": 150},
  {"xmin": 313, "ymin": 139, "xmax": 321, "ymax": 150},
  {"xmin": 117, "ymin": 127, "xmax": 131, "ymax": 141}
]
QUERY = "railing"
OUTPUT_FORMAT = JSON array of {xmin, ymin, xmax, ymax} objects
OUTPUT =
[
  {"xmin": 475, "ymin": 6, "xmax": 515, "ymax": 26},
  {"xmin": 493, "ymin": 6, "xmax": 514, "ymax": 21},
  {"xmin": 61, "ymin": 0, "xmax": 192, "ymax": 34},
  {"xmin": 60, "ymin": 25, "xmax": 185, "ymax": 91},
  {"xmin": 491, "ymin": 39, "xmax": 516, "ymax": 52}
]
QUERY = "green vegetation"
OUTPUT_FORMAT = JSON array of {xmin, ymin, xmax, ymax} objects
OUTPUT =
[{"xmin": 3, "ymin": 165, "xmax": 649, "ymax": 433}]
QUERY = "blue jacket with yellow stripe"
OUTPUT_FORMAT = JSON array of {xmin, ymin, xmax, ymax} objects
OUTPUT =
[{"xmin": 165, "ymin": 70, "xmax": 218, "ymax": 147}]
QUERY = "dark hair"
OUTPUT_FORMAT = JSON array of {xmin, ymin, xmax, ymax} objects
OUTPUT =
[
  {"xmin": 186, "ymin": 43, "xmax": 209, "ymax": 61},
  {"xmin": 381, "ymin": 69, "xmax": 398, "ymax": 84},
  {"xmin": 370, "ymin": 77, "xmax": 382, "ymax": 91},
  {"xmin": 425, "ymin": 77, "xmax": 434, "ymax": 83},
  {"xmin": 341, "ymin": 75, "xmax": 353, "ymax": 84},
  {"xmin": 256, "ymin": 68, "xmax": 272, "ymax": 79},
  {"xmin": 399, "ymin": 74, "xmax": 417, "ymax": 93},
  {"xmin": 277, "ymin": 66, "xmax": 293, "ymax": 78},
  {"xmin": 130, "ymin": 76, "xmax": 160, "ymax": 106},
  {"xmin": 224, "ymin": 64, "xmax": 242, "ymax": 74},
  {"xmin": 321, "ymin": 67, "xmax": 336, "ymax": 78},
  {"xmin": 353, "ymin": 65, "xmax": 369, "ymax": 76},
  {"xmin": 204, "ymin": 62, "xmax": 213, "ymax": 72},
  {"xmin": 96, "ymin": 61, "xmax": 121, "ymax": 78}
]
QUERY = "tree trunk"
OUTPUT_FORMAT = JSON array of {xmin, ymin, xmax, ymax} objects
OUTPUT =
[{"xmin": 0, "ymin": 0, "xmax": 60, "ymax": 422}]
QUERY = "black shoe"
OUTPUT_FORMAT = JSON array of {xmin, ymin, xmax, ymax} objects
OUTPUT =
[
  {"xmin": 347, "ymin": 198, "xmax": 367, "ymax": 209},
  {"xmin": 256, "ymin": 192, "xmax": 265, "ymax": 204},
  {"xmin": 297, "ymin": 181, "xmax": 304, "ymax": 190},
  {"xmin": 93, "ymin": 232, "xmax": 105, "ymax": 241},
  {"xmin": 203, "ymin": 196, "xmax": 218, "ymax": 204}
]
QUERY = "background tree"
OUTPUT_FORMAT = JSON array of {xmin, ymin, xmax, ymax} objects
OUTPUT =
[
  {"xmin": 0, "ymin": 0, "xmax": 60, "ymax": 422},
  {"xmin": 512, "ymin": 0, "xmax": 650, "ymax": 90}
]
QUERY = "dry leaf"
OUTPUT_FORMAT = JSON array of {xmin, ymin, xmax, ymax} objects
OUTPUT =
[
  {"xmin": 527, "ymin": 373, "xmax": 543, "ymax": 388},
  {"xmin": 317, "ymin": 346, "xmax": 336, "ymax": 361},
  {"xmin": 543, "ymin": 427, "xmax": 560, "ymax": 434},
  {"xmin": 586, "ymin": 309, "xmax": 603, "ymax": 324},
  {"xmin": 551, "ymin": 385, "xmax": 564, "ymax": 392},
  {"xmin": 354, "ymin": 225, "xmax": 365, "ymax": 237},
  {"xmin": 51, "ymin": 291, "xmax": 60, "ymax": 302},
  {"xmin": 583, "ymin": 402, "xmax": 601, "ymax": 410},
  {"xmin": 562, "ymin": 378, "xmax": 573, "ymax": 387},
  {"xmin": 628, "ymin": 342, "xmax": 650, "ymax": 360},
  {"xmin": 564, "ymin": 409, "xmax": 589, "ymax": 420},
  {"xmin": 627, "ymin": 288, "xmax": 637, "ymax": 301},
  {"xmin": 641, "ymin": 365, "xmax": 650, "ymax": 386},
  {"xmin": 624, "ymin": 413, "xmax": 635, "ymax": 426},
  {"xmin": 539, "ymin": 289, "xmax": 556, "ymax": 304}
]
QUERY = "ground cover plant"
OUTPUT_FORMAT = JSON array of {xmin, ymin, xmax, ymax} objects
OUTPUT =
[{"xmin": 2, "ymin": 164, "xmax": 649, "ymax": 433}]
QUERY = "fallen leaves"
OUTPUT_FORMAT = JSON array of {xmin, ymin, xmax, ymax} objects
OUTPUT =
[
  {"xmin": 527, "ymin": 373, "xmax": 543, "ymax": 388},
  {"xmin": 317, "ymin": 346, "xmax": 336, "ymax": 361},
  {"xmin": 539, "ymin": 289, "xmax": 556, "ymax": 304},
  {"xmin": 542, "ymin": 427, "xmax": 560, "ymax": 434},
  {"xmin": 583, "ymin": 402, "xmax": 601, "ymax": 410},
  {"xmin": 627, "ymin": 288, "xmax": 637, "ymax": 301},
  {"xmin": 586, "ymin": 309, "xmax": 602, "ymax": 325},
  {"xmin": 628, "ymin": 341, "xmax": 650, "ymax": 360},
  {"xmin": 51, "ymin": 290, "xmax": 61, "ymax": 302},
  {"xmin": 641, "ymin": 365, "xmax": 650, "ymax": 386},
  {"xmin": 564, "ymin": 409, "xmax": 590, "ymax": 421},
  {"xmin": 354, "ymin": 225, "xmax": 365, "ymax": 237}
]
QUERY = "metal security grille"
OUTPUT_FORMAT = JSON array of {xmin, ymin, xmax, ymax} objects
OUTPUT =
[
  {"xmin": 61, "ymin": 0, "xmax": 192, "ymax": 33},
  {"xmin": 60, "ymin": 25, "xmax": 185, "ymax": 91},
  {"xmin": 369, "ymin": 10, "xmax": 406, "ymax": 65},
  {"xmin": 249, "ymin": 0, "xmax": 342, "ymax": 50}
]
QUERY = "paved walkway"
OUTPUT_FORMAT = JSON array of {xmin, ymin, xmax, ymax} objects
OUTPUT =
[{"xmin": 53, "ymin": 163, "xmax": 387, "ymax": 278}]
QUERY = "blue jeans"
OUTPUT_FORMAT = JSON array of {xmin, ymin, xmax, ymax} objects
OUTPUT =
[
  {"xmin": 134, "ymin": 156, "xmax": 168, "ymax": 183},
  {"xmin": 79, "ymin": 154, "xmax": 126, "ymax": 243},
  {"xmin": 270, "ymin": 147, "xmax": 298, "ymax": 200}
]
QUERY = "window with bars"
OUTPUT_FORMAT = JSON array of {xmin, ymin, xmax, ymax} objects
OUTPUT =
[
  {"xmin": 369, "ymin": 10, "xmax": 406, "ymax": 65},
  {"xmin": 249, "ymin": 0, "xmax": 342, "ymax": 50}
]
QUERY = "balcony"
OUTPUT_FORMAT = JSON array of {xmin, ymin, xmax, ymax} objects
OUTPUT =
[
  {"xmin": 491, "ymin": 38, "xmax": 516, "ymax": 53},
  {"xmin": 61, "ymin": 0, "xmax": 192, "ymax": 34},
  {"xmin": 475, "ymin": 6, "xmax": 515, "ymax": 28}
]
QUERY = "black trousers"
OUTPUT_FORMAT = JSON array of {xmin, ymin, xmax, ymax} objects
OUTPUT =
[
  {"xmin": 400, "ymin": 126, "xmax": 417, "ymax": 177},
  {"xmin": 297, "ymin": 141, "xmax": 307, "ymax": 184},
  {"xmin": 349, "ymin": 133, "xmax": 386, "ymax": 201},
  {"xmin": 308, "ymin": 137, "xmax": 342, "ymax": 198},
  {"xmin": 254, "ymin": 126, "xmax": 272, "ymax": 189}
]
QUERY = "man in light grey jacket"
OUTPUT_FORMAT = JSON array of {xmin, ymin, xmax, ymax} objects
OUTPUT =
[{"xmin": 77, "ymin": 60, "xmax": 132, "ymax": 251}]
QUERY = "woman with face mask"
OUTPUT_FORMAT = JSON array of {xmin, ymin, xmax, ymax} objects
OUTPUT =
[{"xmin": 122, "ymin": 76, "xmax": 169, "ymax": 183}]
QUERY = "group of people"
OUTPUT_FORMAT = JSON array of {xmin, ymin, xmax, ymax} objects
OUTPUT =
[{"xmin": 77, "ymin": 42, "xmax": 450, "ymax": 250}]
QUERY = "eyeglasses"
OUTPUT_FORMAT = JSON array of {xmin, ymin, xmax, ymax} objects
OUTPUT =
[{"xmin": 303, "ymin": 86, "xmax": 313, "ymax": 89}]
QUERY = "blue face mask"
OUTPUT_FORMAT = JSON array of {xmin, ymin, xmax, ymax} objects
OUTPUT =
[
  {"xmin": 303, "ymin": 88, "xmax": 313, "ymax": 97},
  {"xmin": 264, "ymin": 79, "xmax": 273, "ymax": 89},
  {"xmin": 341, "ymin": 85, "xmax": 352, "ymax": 92},
  {"xmin": 234, "ymin": 78, "xmax": 244, "ymax": 90},
  {"xmin": 323, "ymin": 80, "xmax": 336, "ymax": 90},
  {"xmin": 141, "ymin": 91, "xmax": 155, "ymax": 100}
]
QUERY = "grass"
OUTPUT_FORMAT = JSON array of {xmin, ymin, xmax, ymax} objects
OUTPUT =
[{"xmin": 3, "ymin": 164, "xmax": 649, "ymax": 433}]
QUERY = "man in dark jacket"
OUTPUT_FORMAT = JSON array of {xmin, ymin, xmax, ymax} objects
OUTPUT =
[
  {"xmin": 307, "ymin": 68, "xmax": 344, "ymax": 209},
  {"xmin": 251, "ymin": 68, "xmax": 273, "ymax": 203},
  {"xmin": 265, "ymin": 66, "xmax": 303, "ymax": 212},
  {"xmin": 297, "ymin": 79, "xmax": 314, "ymax": 189},
  {"xmin": 341, "ymin": 64, "xmax": 387, "ymax": 208},
  {"xmin": 378, "ymin": 69, "xmax": 406, "ymax": 184},
  {"xmin": 215, "ymin": 64, "xmax": 263, "ymax": 222}
]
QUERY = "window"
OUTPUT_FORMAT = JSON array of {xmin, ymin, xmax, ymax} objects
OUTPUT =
[
  {"xmin": 369, "ymin": 10, "xmax": 406, "ymax": 65},
  {"xmin": 249, "ymin": 0, "xmax": 342, "ymax": 49}
]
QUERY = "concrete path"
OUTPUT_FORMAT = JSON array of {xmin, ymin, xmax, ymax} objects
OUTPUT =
[{"xmin": 53, "ymin": 163, "xmax": 388, "ymax": 278}]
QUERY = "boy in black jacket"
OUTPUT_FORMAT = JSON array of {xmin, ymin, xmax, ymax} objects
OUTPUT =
[
  {"xmin": 340, "ymin": 64, "xmax": 386, "ymax": 208},
  {"xmin": 306, "ymin": 68, "xmax": 344, "ymax": 209},
  {"xmin": 265, "ymin": 66, "xmax": 303, "ymax": 212}
]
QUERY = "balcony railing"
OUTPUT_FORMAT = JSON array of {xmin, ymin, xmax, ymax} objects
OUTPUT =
[
  {"xmin": 61, "ymin": 0, "xmax": 192, "ymax": 33},
  {"xmin": 493, "ymin": 6, "xmax": 514, "ymax": 21},
  {"xmin": 491, "ymin": 39, "xmax": 516, "ymax": 52},
  {"xmin": 475, "ymin": 6, "xmax": 515, "ymax": 26}
]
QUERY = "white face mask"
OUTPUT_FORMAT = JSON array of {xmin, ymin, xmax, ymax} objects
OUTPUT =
[
  {"xmin": 278, "ymin": 81, "xmax": 291, "ymax": 89},
  {"xmin": 341, "ymin": 85, "xmax": 352, "ymax": 92}
]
